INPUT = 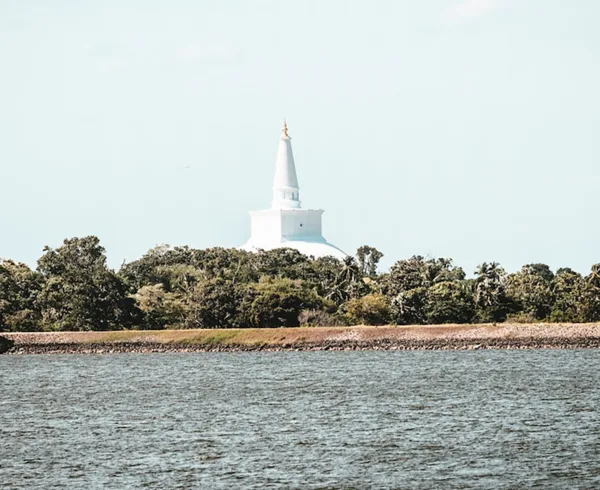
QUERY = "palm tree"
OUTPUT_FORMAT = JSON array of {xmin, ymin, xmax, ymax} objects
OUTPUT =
[
  {"xmin": 586, "ymin": 264, "xmax": 600, "ymax": 289},
  {"xmin": 474, "ymin": 262, "xmax": 506, "ymax": 308},
  {"xmin": 323, "ymin": 257, "xmax": 362, "ymax": 304}
]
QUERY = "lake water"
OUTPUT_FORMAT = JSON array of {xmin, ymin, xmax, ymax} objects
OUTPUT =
[{"xmin": 1, "ymin": 350, "xmax": 600, "ymax": 489}]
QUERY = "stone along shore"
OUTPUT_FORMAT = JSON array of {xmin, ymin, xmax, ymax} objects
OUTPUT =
[{"xmin": 2, "ymin": 323, "xmax": 600, "ymax": 354}]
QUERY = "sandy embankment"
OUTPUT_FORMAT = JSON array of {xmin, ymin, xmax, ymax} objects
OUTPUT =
[{"xmin": 2, "ymin": 323, "xmax": 600, "ymax": 354}]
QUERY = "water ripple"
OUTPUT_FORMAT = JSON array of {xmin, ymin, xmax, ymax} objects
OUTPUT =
[{"xmin": 1, "ymin": 350, "xmax": 600, "ymax": 489}]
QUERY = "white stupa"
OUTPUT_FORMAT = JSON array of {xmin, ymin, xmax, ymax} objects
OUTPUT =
[{"xmin": 241, "ymin": 121, "xmax": 346, "ymax": 259}]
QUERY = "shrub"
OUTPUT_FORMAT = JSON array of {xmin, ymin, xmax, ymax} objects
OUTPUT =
[
  {"xmin": 299, "ymin": 309, "xmax": 346, "ymax": 327},
  {"xmin": 344, "ymin": 293, "xmax": 391, "ymax": 326},
  {"xmin": 3, "ymin": 310, "xmax": 42, "ymax": 332}
]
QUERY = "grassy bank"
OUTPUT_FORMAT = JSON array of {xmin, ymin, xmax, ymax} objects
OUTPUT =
[{"xmin": 2, "ymin": 323, "xmax": 600, "ymax": 354}]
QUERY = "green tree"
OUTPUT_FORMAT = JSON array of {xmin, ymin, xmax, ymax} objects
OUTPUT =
[
  {"xmin": 187, "ymin": 279, "xmax": 249, "ymax": 329},
  {"xmin": 506, "ymin": 264, "xmax": 555, "ymax": 320},
  {"xmin": 356, "ymin": 246, "xmax": 384, "ymax": 278},
  {"xmin": 197, "ymin": 247, "xmax": 257, "ymax": 282},
  {"xmin": 119, "ymin": 245, "xmax": 197, "ymax": 290},
  {"xmin": 134, "ymin": 284, "xmax": 188, "ymax": 330},
  {"xmin": 390, "ymin": 287, "xmax": 428, "ymax": 325},
  {"xmin": 306, "ymin": 256, "xmax": 346, "ymax": 303},
  {"xmin": 474, "ymin": 262, "xmax": 512, "ymax": 322},
  {"xmin": 383, "ymin": 256, "xmax": 467, "ymax": 325},
  {"xmin": 0, "ymin": 260, "xmax": 42, "ymax": 332},
  {"xmin": 37, "ymin": 236, "xmax": 140, "ymax": 331},
  {"xmin": 242, "ymin": 277, "xmax": 322, "ymax": 328},
  {"xmin": 383, "ymin": 256, "xmax": 465, "ymax": 297},
  {"xmin": 315, "ymin": 256, "xmax": 365, "ymax": 306},
  {"xmin": 425, "ymin": 281, "xmax": 476, "ymax": 324},
  {"xmin": 582, "ymin": 264, "xmax": 600, "ymax": 322},
  {"xmin": 253, "ymin": 248, "xmax": 312, "ymax": 280},
  {"xmin": 549, "ymin": 268, "xmax": 585, "ymax": 322},
  {"xmin": 120, "ymin": 246, "xmax": 257, "ymax": 290}
]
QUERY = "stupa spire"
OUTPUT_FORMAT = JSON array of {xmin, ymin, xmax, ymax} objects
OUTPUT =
[
  {"xmin": 282, "ymin": 118, "xmax": 289, "ymax": 137},
  {"xmin": 272, "ymin": 120, "xmax": 300, "ymax": 209}
]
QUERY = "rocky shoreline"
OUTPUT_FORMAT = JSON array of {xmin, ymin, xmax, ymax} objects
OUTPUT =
[
  {"xmin": 4, "ymin": 336, "xmax": 600, "ymax": 355},
  {"xmin": 3, "ymin": 324, "xmax": 600, "ymax": 355}
]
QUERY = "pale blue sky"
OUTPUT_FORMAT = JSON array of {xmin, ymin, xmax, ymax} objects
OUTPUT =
[{"xmin": 1, "ymin": 0, "xmax": 599, "ymax": 274}]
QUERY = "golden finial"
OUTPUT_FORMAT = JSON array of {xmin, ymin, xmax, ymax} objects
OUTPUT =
[{"xmin": 282, "ymin": 119, "xmax": 289, "ymax": 137}]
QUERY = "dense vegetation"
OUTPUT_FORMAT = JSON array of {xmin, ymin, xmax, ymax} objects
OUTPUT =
[{"xmin": 1, "ymin": 236, "xmax": 600, "ymax": 332}]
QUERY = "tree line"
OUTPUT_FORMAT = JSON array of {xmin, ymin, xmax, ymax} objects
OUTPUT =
[{"xmin": 1, "ymin": 236, "xmax": 600, "ymax": 332}]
